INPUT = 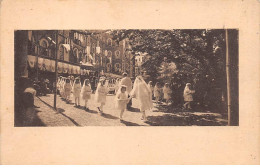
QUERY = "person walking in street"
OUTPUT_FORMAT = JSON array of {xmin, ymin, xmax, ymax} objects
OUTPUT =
[
  {"xmin": 154, "ymin": 82, "xmax": 161, "ymax": 104},
  {"xmin": 81, "ymin": 79, "xmax": 92, "ymax": 111},
  {"xmin": 114, "ymin": 78, "xmax": 121, "ymax": 94},
  {"xmin": 163, "ymin": 83, "xmax": 172, "ymax": 105},
  {"xmin": 72, "ymin": 77, "xmax": 82, "ymax": 107},
  {"xmin": 60, "ymin": 77, "xmax": 66, "ymax": 99},
  {"xmin": 119, "ymin": 72, "xmax": 133, "ymax": 109},
  {"xmin": 130, "ymin": 76, "xmax": 153, "ymax": 122},
  {"xmin": 64, "ymin": 78, "xmax": 72, "ymax": 103},
  {"xmin": 95, "ymin": 77, "xmax": 109, "ymax": 115},
  {"xmin": 115, "ymin": 85, "xmax": 130, "ymax": 121},
  {"xmin": 183, "ymin": 83, "xmax": 195, "ymax": 110},
  {"xmin": 148, "ymin": 81, "xmax": 154, "ymax": 100}
]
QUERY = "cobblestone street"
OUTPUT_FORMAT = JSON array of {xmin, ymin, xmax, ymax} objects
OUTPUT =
[{"xmin": 33, "ymin": 93, "xmax": 228, "ymax": 126}]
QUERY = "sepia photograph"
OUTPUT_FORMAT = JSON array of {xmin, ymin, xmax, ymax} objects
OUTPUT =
[
  {"xmin": 14, "ymin": 29, "xmax": 239, "ymax": 127},
  {"xmin": 1, "ymin": 0, "xmax": 259, "ymax": 165}
]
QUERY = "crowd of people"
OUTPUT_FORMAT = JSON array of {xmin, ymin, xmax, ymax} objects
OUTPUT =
[
  {"xmin": 55, "ymin": 72, "xmax": 197, "ymax": 122},
  {"xmin": 16, "ymin": 71, "xmax": 220, "ymax": 125}
]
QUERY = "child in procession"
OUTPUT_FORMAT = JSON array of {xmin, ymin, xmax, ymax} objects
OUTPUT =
[
  {"xmin": 115, "ymin": 85, "xmax": 130, "ymax": 121},
  {"xmin": 148, "ymin": 81, "xmax": 154, "ymax": 100},
  {"xmin": 60, "ymin": 77, "xmax": 66, "ymax": 99},
  {"xmin": 81, "ymin": 79, "xmax": 92, "ymax": 111},
  {"xmin": 94, "ymin": 77, "xmax": 109, "ymax": 115},
  {"xmin": 163, "ymin": 83, "xmax": 172, "ymax": 105},
  {"xmin": 72, "ymin": 77, "xmax": 81, "ymax": 107},
  {"xmin": 183, "ymin": 83, "xmax": 195, "ymax": 110},
  {"xmin": 130, "ymin": 76, "xmax": 153, "ymax": 122},
  {"xmin": 154, "ymin": 82, "xmax": 161, "ymax": 104},
  {"xmin": 64, "ymin": 78, "xmax": 72, "ymax": 103}
]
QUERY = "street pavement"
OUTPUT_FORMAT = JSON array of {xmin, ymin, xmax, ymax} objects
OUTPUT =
[{"xmin": 33, "ymin": 93, "xmax": 228, "ymax": 126}]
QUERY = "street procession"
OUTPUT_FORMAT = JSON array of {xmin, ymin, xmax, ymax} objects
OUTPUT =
[{"xmin": 14, "ymin": 29, "xmax": 239, "ymax": 126}]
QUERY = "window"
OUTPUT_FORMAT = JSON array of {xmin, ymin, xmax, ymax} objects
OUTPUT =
[
  {"xmin": 39, "ymin": 39, "xmax": 48, "ymax": 56},
  {"xmin": 87, "ymin": 36, "xmax": 90, "ymax": 45},
  {"xmin": 79, "ymin": 52, "xmax": 83, "ymax": 62},
  {"xmin": 107, "ymin": 38, "xmax": 112, "ymax": 46},
  {"xmin": 59, "ymin": 45, "xmax": 64, "ymax": 60},
  {"xmin": 107, "ymin": 63, "xmax": 111, "ymax": 72},
  {"xmin": 107, "ymin": 51, "xmax": 112, "ymax": 57},
  {"xmin": 115, "ymin": 50, "xmax": 120, "ymax": 58},
  {"xmin": 73, "ymin": 48, "xmax": 79, "ymax": 63},
  {"xmin": 115, "ymin": 63, "xmax": 121, "ymax": 71}
]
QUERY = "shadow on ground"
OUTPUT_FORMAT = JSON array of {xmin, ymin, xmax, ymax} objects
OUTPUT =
[
  {"xmin": 120, "ymin": 120, "xmax": 143, "ymax": 126},
  {"xmin": 146, "ymin": 112, "xmax": 227, "ymax": 126},
  {"xmin": 37, "ymin": 97, "xmax": 81, "ymax": 126}
]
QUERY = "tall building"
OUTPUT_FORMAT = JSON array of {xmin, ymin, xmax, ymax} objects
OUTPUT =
[{"xmin": 25, "ymin": 30, "xmax": 134, "ymax": 80}]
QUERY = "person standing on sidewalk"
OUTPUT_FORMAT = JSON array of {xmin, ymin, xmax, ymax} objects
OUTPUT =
[{"xmin": 119, "ymin": 72, "xmax": 133, "ymax": 110}]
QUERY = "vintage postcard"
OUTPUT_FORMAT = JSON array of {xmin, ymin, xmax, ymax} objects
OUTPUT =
[{"xmin": 1, "ymin": 0, "xmax": 259, "ymax": 165}]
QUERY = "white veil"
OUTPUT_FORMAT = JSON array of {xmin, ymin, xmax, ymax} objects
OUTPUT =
[{"xmin": 130, "ymin": 76, "xmax": 151, "ymax": 99}]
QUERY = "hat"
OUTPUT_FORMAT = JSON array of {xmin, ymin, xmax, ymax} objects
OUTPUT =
[
  {"xmin": 186, "ymin": 83, "xmax": 191, "ymax": 86},
  {"xmin": 123, "ymin": 72, "xmax": 127, "ymax": 76}
]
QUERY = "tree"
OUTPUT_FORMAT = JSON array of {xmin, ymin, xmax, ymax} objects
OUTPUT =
[{"xmin": 110, "ymin": 29, "xmax": 226, "ymax": 84}]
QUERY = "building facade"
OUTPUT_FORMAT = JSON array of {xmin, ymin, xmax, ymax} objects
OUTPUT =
[{"xmin": 27, "ymin": 30, "xmax": 134, "ymax": 78}]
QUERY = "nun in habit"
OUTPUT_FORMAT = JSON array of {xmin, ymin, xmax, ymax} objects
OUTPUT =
[
  {"xmin": 130, "ymin": 76, "xmax": 153, "ymax": 121},
  {"xmin": 72, "ymin": 77, "xmax": 82, "ymax": 107}
]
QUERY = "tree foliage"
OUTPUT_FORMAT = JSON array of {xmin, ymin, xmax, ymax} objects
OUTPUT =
[{"xmin": 110, "ymin": 29, "xmax": 226, "ymax": 87}]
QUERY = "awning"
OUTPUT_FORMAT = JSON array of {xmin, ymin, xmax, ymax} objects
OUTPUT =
[
  {"xmin": 44, "ymin": 59, "xmax": 52, "ymax": 71},
  {"xmin": 80, "ymin": 61, "xmax": 93, "ymax": 70},
  {"xmin": 58, "ymin": 62, "xmax": 63, "ymax": 73},
  {"xmin": 62, "ymin": 44, "xmax": 70, "ymax": 52},
  {"xmin": 63, "ymin": 63, "xmax": 69, "ymax": 73},
  {"xmin": 50, "ymin": 60, "xmax": 55, "ymax": 72},
  {"xmin": 28, "ymin": 55, "xmax": 36, "ymax": 68},
  {"xmin": 27, "ymin": 55, "xmax": 81, "ymax": 74}
]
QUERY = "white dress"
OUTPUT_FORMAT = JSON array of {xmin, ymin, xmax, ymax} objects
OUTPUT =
[
  {"xmin": 183, "ymin": 87, "xmax": 195, "ymax": 102},
  {"xmin": 154, "ymin": 86, "xmax": 161, "ymax": 97},
  {"xmin": 73, "ymin": 83, "xmax": 81, "ymax": 98},
  {"xmin": 81, "ymin": 85, "xmax": 92, "ymax": 100},
  {"xmin": 95, "ymin": 85, "xmax": 108, "ymax": 104},
  {"xmin": 64, "ymin": 83, "xmax": 72, "ymax": 97},
  {"xmin": 115, "ymin": 92, "xmax": 128, "ymax": 110},
  {"xmin": 131, "ymin": 78, "xmax": 153, "ymax": 112},
  {"xmin": 163, "ymin": 87, "xmax": 172, "ymax": 99}
]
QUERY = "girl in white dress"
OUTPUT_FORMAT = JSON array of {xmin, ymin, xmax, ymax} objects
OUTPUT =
[
  {"xmin": 163, "ymin": 83, "xmax": 172, "ymax": 105},
  {"xmin": 72, "ymin": 77, "xmax": 81, "ymax": 107},
  {"xmin": 81, "ymin": 79, "xmax": 92, "ymax": 111},
  {"xmin": 148, "ymin": 81, "xmax": 154, "ymax": 100},
  {"xmin": 95, "ymin": 77, "xmax": 109, "ymax": 115},
  {"xmin": 154, "ymin": 82, "xmax": 161, "ymax": 104},
  {"xmin": 64, "ymin": 78, "xmax": 72, "ymax": 103},
  {"xmin": 115, "ymin": 85, "xmax": 130, "ymax": 121},
  {"xmin": 183, "ymin": 83, "xmax": 195, "ymax": 110},
  {"xmin": 130, "ymin": 76, "xmax": 153, "ymax": 122},
  {"xmin": 60, "ymin": 77, "xmax": 66, "ymax": 99},
  {"xmin": 57, "ymin": 76, "xmax": 62, "ymax": 95}
]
